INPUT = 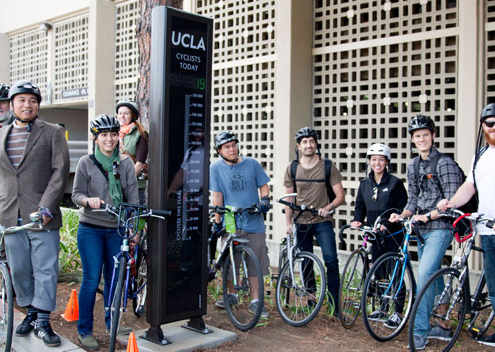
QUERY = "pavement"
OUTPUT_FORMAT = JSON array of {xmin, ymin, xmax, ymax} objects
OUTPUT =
[{"xmin": 9, "ymin": 308, "xmax": 237, "ymax": 352}]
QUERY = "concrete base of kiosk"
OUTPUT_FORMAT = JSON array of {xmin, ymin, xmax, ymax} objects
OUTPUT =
[{"xmin": 118, "ymin": 320, "xmax": 237, "ymax": 352}]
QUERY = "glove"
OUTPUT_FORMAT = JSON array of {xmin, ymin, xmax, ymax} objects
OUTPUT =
[
  {"xmin": 213, "ymin": 221, "xmax": 223, "ymax": 234},
  {"xmin": 39, "ymin": 207, "xmax": 53, "ymax": 219},
  {"xmin": 257, "ymin": 196, "xmax": 271, "ymax": 213}
]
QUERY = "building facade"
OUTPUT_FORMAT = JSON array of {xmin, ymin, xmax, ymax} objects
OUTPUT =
[{"xmin": 0, "ymin": 0, "xmax": 491, "ymax": 270}]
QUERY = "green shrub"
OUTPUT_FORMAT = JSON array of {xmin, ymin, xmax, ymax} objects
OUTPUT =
[{"xmin": 59, "ymin": 208, "xmax": 81, "ymax": 273}]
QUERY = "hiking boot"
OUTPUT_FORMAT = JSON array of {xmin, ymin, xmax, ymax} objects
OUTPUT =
[
  {"xmin": 15, "ymin": 313, "xmax": 37, "ymax": 336},
  {"xmin": 478, "ymin": 332, "xmax": 495, "ymax": 347},
  {"xmin": 215, "ymin": 294, "xmax": 238, "ymax": 309},
  {"xmin": 248, "ymin": 301, "xmax": 269, "ymax": 319},
  {"xmin": 34, "ymin": 321, "xmax": 61, "ymax": 347},
  {"xmin": 78, "ymin": 334, "xmax": 99, "ymax": 350},
  {"xmin": 384, "ymin": 312, "xmax": 402, "ymax": 329},
  {"xmin": 368, "ymin": 310, "xmax": 386, "ymax": 321},
  {"xmin": 106, "ymin": 325, "xmax": 132, "ymax": 335},
  {"xmin": 428, "ymin": 324, "xmax": 453, "ymax": 341},
  {"xmin": 409, "ymin": 335, "xmax": 428, "ymax": 350}
]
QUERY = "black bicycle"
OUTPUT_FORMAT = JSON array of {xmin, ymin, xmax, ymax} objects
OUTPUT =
[
  {"xmin": 408, "ymin": 209, "xmax": 495, "ymax": 352},
  {"xmin": 95, "ymin": 203, "xmax": 170, "ymax": 352},
  {"xmin": 208, "ymin": 205, "xmax": 265, "ymax": 331}
]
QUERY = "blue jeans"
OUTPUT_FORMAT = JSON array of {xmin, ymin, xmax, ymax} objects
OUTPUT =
[
  {"xmin": 414, "ymin": 229, "xmax": 453, "ymax": 337},
  {"xmin": 481, "ymin": 236, "xmax": 495, "ymax": 309},
  {"xmin": 296, "ymin": 221, "xmax": 340, "ymax": 308},
  {"xmin": 77, "ymin": 223, "xmax": 122, "ymax": 336}
]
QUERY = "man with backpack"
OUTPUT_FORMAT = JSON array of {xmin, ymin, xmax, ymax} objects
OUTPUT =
[
  {"xmin": 389, "ymin": 114, "xmax": 463, "ymax": 349},
  {"xmin": 283, "ymin": 127, "xmax": 345, "ymax": 315},
  {"xmin": 437, "ymin": 103, "xmax": 495, "ymax": 347}
]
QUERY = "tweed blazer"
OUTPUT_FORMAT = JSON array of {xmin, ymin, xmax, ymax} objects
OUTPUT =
[{"xmin": 0, "ymin": 118, "xmax": 70, "ymax": 229}]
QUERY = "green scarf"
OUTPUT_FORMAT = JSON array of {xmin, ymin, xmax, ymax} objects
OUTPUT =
[{"xmin": 95, "ymin": 145, "xmax": 124, "ymax": 206}]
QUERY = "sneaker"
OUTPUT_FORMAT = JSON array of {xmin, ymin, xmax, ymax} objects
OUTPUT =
[
  {"xmin": 215, "ymin": 294, "xmax": 238, "ymax": 309},
  {"xmin": 78, "ymin": 334, "xmax": 99, "ymax": 350},
  {"xmin": 410, "ymin": 335, "xmax": 429, "ymax": 350},
  {"xmin": 478, "ymin": 332, "xmax": 495, "ymax": 347},
  {"xmin": 248, "ymin": 301, "xmax": 269, "ymax": 319},
  {"xmin": 106, "ymin": 325, "xmax": 132, "ymax": 335},
  {"xmin": 368, "ymin": 310, "xmax": 386, "ymax": 321},
  {"xmin": 15, "ymin": 313, "xmax": 37, "ymax": 337},
  {"xmin": 34, "ymin": 321, "xmax": 61, "ymax": 347},
  {"xmin": 384, "ymin": 312, "xmax": 402, "ymax": 329},
  {"xmin": 428, "ymin": 324, "xmax": 453, "ymax": 341}
]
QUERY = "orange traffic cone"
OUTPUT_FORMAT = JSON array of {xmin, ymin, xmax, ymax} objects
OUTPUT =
[
  {"xmin": 61, "ymin": 289, "xmax": 79, "ymax": 322},
  {"xmin": 126, "ymin": 332, "xmax": 139, "ymax": 352}
]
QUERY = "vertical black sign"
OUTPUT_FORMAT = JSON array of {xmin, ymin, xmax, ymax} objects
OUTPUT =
[{"xmin": 148, "ymin": 6, "xmax": 212, "ymax": 329}]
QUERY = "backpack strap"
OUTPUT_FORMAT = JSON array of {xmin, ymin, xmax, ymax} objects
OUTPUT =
[
  {"xmin": 324, "ymin": 158, "xmax": 332, "ymax": 191},
  {"xmin": 89, "ymin": 154, "xmax": 109, "ymax": 181}
]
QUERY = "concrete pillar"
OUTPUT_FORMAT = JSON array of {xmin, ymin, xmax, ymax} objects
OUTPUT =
[
  {"xmin": 272, "ymin": 0, "xmax": 313, "ymax": 242},
  {"xmin": 0, "ymin": 33, "xmax": 10, "ymax": 83},
  {"xmin": 87, "ymin": 0, "xmax": 116, "ymax": 149},
  {"xmin": 457, "ymin": 0, "xmax": 480, "ymax": 169}
]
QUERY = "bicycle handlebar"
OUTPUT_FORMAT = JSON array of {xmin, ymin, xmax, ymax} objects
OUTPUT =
[
  {"xmin": 0, "ymin": 211, "xmax": 43, "ymax": 235},
  {"xmin": 96, "ymin": 203, "xmax": 172, "ymax": 218},
  {"xmin": 209, "ymin": 205, "xmax": 262, "ymax": 215},
  {"xmin": 276, "ymin": 193, "xmax": 333, "ymax": 218}
]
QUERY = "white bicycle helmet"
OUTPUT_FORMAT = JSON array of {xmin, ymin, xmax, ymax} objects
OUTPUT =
[{"xmin": 366, "ymin": 143, "xmax": 391, "ymax": 161}]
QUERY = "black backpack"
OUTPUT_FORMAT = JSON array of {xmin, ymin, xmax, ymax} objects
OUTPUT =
[
  {"xmin": 290, "ymin": 158, "xmax": 336, "ymax": 203},
  {"xmin": 413, "ymin": 152, "xmax": 478, "ymax": 214}
]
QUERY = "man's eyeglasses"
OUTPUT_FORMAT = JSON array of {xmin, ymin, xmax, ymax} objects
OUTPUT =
[
  {"xmin": 484, "ymin": 120, "xmax": 495, "ymax": 128},
  {"xmin": 372, "ymin": 187, "xmax": 378, "ymax": 202},
  {"xmin": 112, "ymin": 162, "xmax": 120, "ymax": 179}
]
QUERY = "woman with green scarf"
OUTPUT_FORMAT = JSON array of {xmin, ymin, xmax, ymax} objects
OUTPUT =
[{"xmin": 72, "ymin": 114, "xmax": 138, "ymax": 350}]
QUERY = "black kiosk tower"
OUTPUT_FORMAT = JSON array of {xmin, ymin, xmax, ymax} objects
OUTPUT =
[{"xmin": 146, "ymin": 6, "xmax": 213, "ymax": 344}]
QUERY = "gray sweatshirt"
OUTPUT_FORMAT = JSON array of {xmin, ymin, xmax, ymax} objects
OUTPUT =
[{"xmin": 72, "ymin": 154, "xmax": 139, "ymax": 228}]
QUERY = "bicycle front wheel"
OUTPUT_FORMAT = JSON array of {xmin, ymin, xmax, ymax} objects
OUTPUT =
[
  {"xmin": 109, "ymin": 256, "xmax": 127, "ymax": 352},
  {"xmin": 222, "ymin": 244, "xmax": 264, "ymax": 331},
  {"xmin": 276, "ymin": 251, "xmax": 326, "ymax": 327},
  {"xmin": 408, "ymin": 267, "xmax": 467, "ymax": 352},
  {"xmin": 339, "ymin": 248, "xmax": 366, "ymax": 329},
  {"xmin": 361, "ymin": 252, "xmax": 414, "ymax": 342},
  {"xmin": 0, "ymin": 263, "xmax": 13, "ymax": 352},
  {"xmin": 132, "ymin": 247, "xmax": 147, "ymax": 317}
]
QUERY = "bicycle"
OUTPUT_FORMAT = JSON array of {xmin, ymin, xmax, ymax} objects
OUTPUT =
[
  {"xmin": 408, "ymin": 209, "xmax": 495, "ymax": 352},
  {"xmin": 337, "ymin": 211, "xmax": 404, "ymax": 329},
  {"xmin": 208, "ymin": 205, "xmax": 265, "ymax": 331},
  {"xmin": 273, "ymin": 193, "xmax": 327, "ymax": 327},
  {"xmin": 0, "ymin": 210, "xmax": 43, "ymax": 352},
  {"xmin": 360, "ymin": 216, "xmax": 421, "ymax": 342},
  {"xmin": 95, "ymin": 203, "xmax": 170, "ymax": 352}
]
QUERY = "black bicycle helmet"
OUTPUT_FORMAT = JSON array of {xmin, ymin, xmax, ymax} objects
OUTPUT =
[
  {"xmin": 407, "ymin": 114, "xmax": 435, "ymax": 135},
  {"xmin": 90, "ymin": 114, "xmax": 120, "ymax": 135},
  {"xmin": 481, "ymin": 103, "xmax": 495, "ymax": 122},
  {"xmin": 295, "ymin": 127, "xmax": 318, "ymax": 144},
  {"xmin": 8, "ymin": 80, "xmax": 42, "ymax": 104},
  {"xmin": 0, "ymin": 84, "xmax": 10, "ymax": 101},
  {"xmin": 214, "ymin": 131, "xmax": 239, "ymax": 150},
  {"xmin": 115, "ymin": 100, "xmax": 140, "ymax": 119}
]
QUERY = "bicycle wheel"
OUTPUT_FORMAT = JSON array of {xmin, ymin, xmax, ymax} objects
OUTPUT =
[
  {"xmin": 0, "ymin": 263, "xmax": 13, "ymax": 352},
  {"xmin": 408, "ymin": 267, "xmax": 468, "ymax": 352},
  {"xmin": 222, "ymin": 244, "xmax": 264, "ymax": 331},
  {"xmin": 109, "ymin": 256, "xmax": 126, "ymax": 352},
  {"xmin": 339, "ymin": 248, "xmax": 366, "ymax": 329},
  {"xmin": 276, "ymin": 251, "xmax": 326, "ymax": 327},
  {"xmin": 132, "ymin": 248, "xmax": 147, "ymax": 317},
  {"xmin": 361, "ymin": 252, "xmax": 414, "ymax": 342}
]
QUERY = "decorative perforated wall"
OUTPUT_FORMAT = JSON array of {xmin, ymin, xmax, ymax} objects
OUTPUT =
[
  {"xmin": 9, "ymin": 29, "xmax": 49, "ymax": 103},
  {"xmin": 485, "ymin": 0, "xmax": 495, "ymax": 104},
  {"xmin": 52, "ymin": 15, "xmax": 89, "ymax": 103},
  {"xmin": 313, "ymin": 0, "xmax": 460, "ymax": 261},
  {"xmin": 194, "ymin": 0, "xmax": 277, "ymax": 237},
  {"xmin": 115, "ymin": 0, "xmax": 140, "ymax": 102}
]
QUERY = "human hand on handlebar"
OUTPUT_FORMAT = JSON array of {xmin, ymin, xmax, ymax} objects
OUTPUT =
[
  {"xmin": 84, "ymin": 197, "xmax": 105, "ymax": 209},
  {"xmin": 318, "ymin": 204, "xmax": 334, "ymax": 218},
  {"xmin": 389, "ymin": 213, "xmax": 401, "ymax": 223},
  {"xmin": 437, "ymin": 199, "xmax": 455, "ymax": 213},
  {"xmin": 257, "ymin": 196, "xmax": 271, "ymax": 213},
  {"xmin": 350, "ymin": 221, "xmax": 362, "ymax": 228},
  {"xmin": 213, "ymin": 221, "xmax": 223, "ymax": 234},
  {"xmin": 286, "ymin": 224, "xmax": 293, "ymax": 235}
]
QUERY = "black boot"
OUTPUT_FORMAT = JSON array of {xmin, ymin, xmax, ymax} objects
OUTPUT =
[
  {"xmin": 34, "ymin": 321, "xmax": 61, "ymax": 347},
  {"xmin": 15, "ymin": 313, "xmax": 37, "ymax": 336}
]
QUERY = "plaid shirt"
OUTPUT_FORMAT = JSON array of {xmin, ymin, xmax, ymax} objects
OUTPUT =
[{"xmin": 405, "ymin": 148, "xmax": 463, "ymax": 232}]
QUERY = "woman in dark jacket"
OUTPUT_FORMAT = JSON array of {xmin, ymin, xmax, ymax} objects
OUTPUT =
[{"xmin": 350, "ymin": 143, "xmax": 408, "ymax": 328}]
